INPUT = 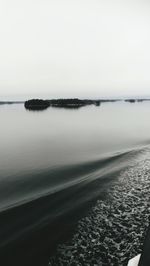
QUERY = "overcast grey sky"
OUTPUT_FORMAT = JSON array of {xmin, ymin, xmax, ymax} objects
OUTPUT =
[{"xmin": 0, "ymin": 0, "xmax": 150, "ymax": 99}]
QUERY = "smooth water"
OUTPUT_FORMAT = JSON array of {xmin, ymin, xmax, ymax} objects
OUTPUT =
[{"xmin": 0, "ymin": 102, "xmax": 150, "ymax": 265}]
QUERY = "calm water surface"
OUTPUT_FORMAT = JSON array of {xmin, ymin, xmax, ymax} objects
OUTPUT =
[{"xmin": 0, "ymin": 102, "xmax": 150, "ymax": 265}]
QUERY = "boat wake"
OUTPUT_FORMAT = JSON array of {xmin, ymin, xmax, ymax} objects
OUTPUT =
[{"xmin": 0, "ymin": 146, "xmax": 149, "ymax": 266}]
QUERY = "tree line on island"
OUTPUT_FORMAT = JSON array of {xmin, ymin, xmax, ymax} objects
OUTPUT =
[
  {"xmin": 24, "ymin": 98, "xmax": 150, "ymax": 110},
  {"xmin": 24, "ymin": 98, "xmax": 102, "ymax": 110}
]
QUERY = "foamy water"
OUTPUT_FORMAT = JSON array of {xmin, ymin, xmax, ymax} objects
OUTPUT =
[{"xmin": 49, "ymin": 149, "xmax": 150, "ymax": 266}]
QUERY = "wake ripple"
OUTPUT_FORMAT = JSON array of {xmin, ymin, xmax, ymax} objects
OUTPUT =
[
  {"xmin": 0, "ymin": 147, "xmax": 146, "ymax": 266},
  {"xmin": 48, "ymin": 150, "xmax": 150, "ymax": 266}
]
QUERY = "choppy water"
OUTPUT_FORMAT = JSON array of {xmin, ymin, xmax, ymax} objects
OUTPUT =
[{"xmin": 0, "ymin": 102, "xmax": 150, "ymax": 266}]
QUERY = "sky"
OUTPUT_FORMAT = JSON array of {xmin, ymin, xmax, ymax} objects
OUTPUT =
[{"xmin": 0, "ymin": 0, "xmax": 150, "ymax": 99}]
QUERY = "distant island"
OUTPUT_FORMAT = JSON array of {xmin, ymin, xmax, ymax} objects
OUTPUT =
[{"xmin": 24, "ymin": 98, "xmax": 102, "ymax": 110}]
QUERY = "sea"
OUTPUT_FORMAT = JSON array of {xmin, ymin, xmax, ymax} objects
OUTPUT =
[{"xmin": 0, "ymin": 101, "xmax": 150, "ymax": 266}]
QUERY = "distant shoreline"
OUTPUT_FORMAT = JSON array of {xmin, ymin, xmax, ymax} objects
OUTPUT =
[
  {"xmin": 0, "ymin": 101, "xmax": 24, "ymax": 105},
  {"xmin": 0, "ymin": 98, "xmax": 150, "ymax": 109}
]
